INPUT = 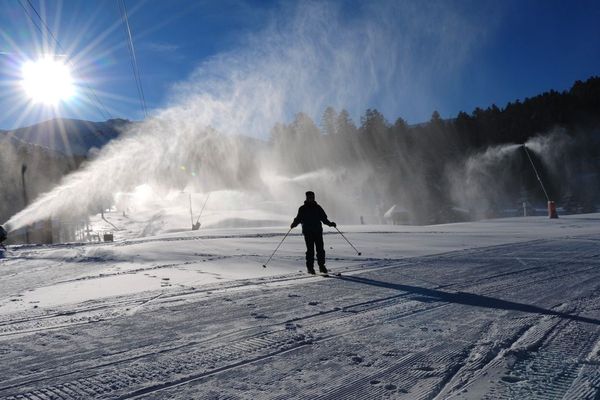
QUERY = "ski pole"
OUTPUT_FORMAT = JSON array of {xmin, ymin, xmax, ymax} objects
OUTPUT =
[
  {"xmin": 262, "ymin": 228, "xmax": 292, "ymax": 268},
  {"xmin": 335, "ymin": 226, "xmax": 361, "ymax": 256}
]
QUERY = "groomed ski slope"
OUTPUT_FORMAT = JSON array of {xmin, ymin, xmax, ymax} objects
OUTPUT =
[{"xmin": 1, "ymin": 214, "xmax": 600, "ymax": 399}]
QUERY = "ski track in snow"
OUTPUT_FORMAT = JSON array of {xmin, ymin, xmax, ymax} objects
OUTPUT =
[{"xmin": 1, "ymin": 227, "xmax": 600, "ymax": 398}]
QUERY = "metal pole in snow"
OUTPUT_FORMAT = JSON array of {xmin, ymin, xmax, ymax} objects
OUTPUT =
[
  {"xmin": 21, "ymin": 164, "xmax": 29, "ymax": 244},
  {"xmin": 522, "ymin": 145, "xmax": 550, "ymax": 202},
  {"xmin": 195, "ymin": 192, "xmax": 210, "ymax": 226},
  {"xmin": 189, "ymin": 193, "xmax": 194, "ymax": 227}
]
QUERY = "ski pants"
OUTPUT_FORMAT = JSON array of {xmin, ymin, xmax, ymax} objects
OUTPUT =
[{"xmin": 303, "ymin": 230, "xmax": 325, "ymax": 269}]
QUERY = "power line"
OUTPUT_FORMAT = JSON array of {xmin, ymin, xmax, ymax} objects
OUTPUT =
[
  {"xmin": 119, "ymin": 1, "xmax": 147, "ymax": 118},
  {"xmin": 17, "ymin": 1, "xmax": 46, "ymax": 44},
  {"xmin": 25, "ymin": 0, "xmax": 113, "ymax": 120},
  {"xmin": 18, "ymin": 0, "xmax": 113, "ymax": 120},
  {"xmin": 117, "ymin": 0, "xmax": 148, "ymax": 118},
  {"xmin": 25, "ymin": 0, "xmax": 61, "ymax": 50}
]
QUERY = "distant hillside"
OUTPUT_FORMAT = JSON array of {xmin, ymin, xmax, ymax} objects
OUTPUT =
[
  {"xmin": 0, "ymin": 118, "xmax": 133, "ymax": 225},
  {"xmin": 0, "ymin": 135, "xmax": 76, "ymax": 225},
  {"xmin": 0, "ymin": 118, "xmax": 130, "ymax": 157}
]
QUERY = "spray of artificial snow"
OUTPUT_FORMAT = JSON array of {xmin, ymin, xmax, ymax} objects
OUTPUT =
[{"xmin": 4, "ymin": 1, "xmax": 495, "ymax": 232}]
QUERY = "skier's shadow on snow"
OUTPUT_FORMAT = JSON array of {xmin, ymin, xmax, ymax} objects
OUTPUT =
[{"xmin": 336, "ymin": 275, "xmax": 600, "ymax": 325}]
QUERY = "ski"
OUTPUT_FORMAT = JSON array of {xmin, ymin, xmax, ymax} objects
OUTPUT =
[
  {"xmin": 317, "ymin": 272, "xmax": 341, "ymax": 277},
  {"xmin": 303, "ymin": 269, "xmax": 341, "ymax": 277}
]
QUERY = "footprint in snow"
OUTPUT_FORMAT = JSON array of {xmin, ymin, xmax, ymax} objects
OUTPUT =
[
  {"xmin": 308, "ymin": 301, "xmax": 319, "ymax": 306},
  {"xmin": 500, "ymin": 375, "xmax": 524, "ymax": 383}
]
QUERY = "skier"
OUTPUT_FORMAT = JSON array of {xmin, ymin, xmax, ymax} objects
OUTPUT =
[{"xmin": 290, "ymin": 191, "xmax": 336, "ymax": 275}]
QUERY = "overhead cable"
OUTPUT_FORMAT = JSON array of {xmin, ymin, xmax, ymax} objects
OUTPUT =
[
  {"xmin": 18, "ymin": 0, "xmax": 113, "ymax": 120},
  {"xmin": 117, "ymin": 0, "xmax": 148, "ymax": 118}
]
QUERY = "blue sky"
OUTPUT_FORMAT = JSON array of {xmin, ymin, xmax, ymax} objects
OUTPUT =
[{"xmin": 0, "ymin": 0, "xmax": 599, "ymax": 131}]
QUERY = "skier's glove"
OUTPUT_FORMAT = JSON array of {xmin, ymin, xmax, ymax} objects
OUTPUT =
[{"xmin": 330, "ymin": 222, "xmax": 337, "ymax": 228}]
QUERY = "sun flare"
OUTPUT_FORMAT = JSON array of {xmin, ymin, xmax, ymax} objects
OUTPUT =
[{"xmin": 21, "ymin": 58, "xmax": 75, "ymax": 105}]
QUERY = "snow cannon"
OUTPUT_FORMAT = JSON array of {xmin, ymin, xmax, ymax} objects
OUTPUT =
[{"xmin": 547, "ymin": 201, "xmax": 559, "ymax": 219}]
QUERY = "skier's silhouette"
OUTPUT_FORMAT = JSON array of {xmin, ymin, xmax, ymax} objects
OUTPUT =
[{"xmin": 291, "ymin": 191, "xmax": 336, "ymax": 274}]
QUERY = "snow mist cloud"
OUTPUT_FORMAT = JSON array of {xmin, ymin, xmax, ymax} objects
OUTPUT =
[
  {"xmin": 446, "ymin": 129, "xmax": 584, "ymax": 219},
  {"xmin": 5, "ymin": 1, "xmax": 490, "ymax": 232}
]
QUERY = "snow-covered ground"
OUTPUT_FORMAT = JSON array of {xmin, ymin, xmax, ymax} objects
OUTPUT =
[{"xmin": 1, "ymin": 214, "xmax": 600, "ymax": 399}]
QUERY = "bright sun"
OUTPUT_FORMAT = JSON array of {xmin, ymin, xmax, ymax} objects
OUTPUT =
[{"xmin": 21, "ymin": 58, "xmax": 75, "ymax": 105}]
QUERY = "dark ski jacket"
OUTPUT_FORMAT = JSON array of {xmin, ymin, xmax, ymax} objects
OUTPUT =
[{"xmin": 292, "ymin": 201, "xmax": 333, "ymax": 234}]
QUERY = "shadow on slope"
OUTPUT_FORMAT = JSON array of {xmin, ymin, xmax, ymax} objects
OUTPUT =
[{"xmin": 337, "ymin": 275, "xmax": 600, "ymax": 326}]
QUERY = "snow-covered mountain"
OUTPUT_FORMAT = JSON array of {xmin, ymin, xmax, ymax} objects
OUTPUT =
[
  {"xmin": 0, "ymin": 118, "xmax": 130, "ymax": 226},
  {"xmin": 0, "ymin": 118, "xmax": 130, "ymax": 157}
]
